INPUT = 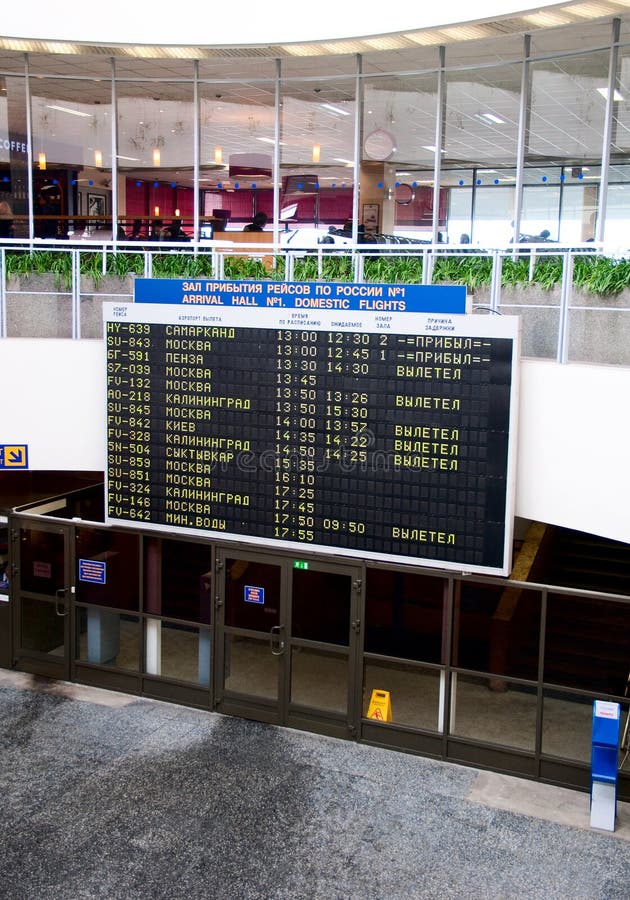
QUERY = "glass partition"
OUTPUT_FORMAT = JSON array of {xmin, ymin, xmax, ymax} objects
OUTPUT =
[
  {"xmin": 445, "ymin": 63, "xmax": 521, "ymax": 245},
  {"xmin": 526, "ymin": 53, "xmax": 610, "ymax": 241},
  {"xmin": 280, "ymin": 75, "xmax": 355, "ymax": 240},
  {"xmin": 75, "ymin": 526, "xmax": 139, "ymax": 611},
  {"xmin": 116, "ymin": 76, "xmax": 195, "ymax": 240},
  {"xmin": 452, "ymin": 581, "xmax": 541, "ymax": 682},
  {"xmin": 0, "ymin": 74, "xmax": 28, "ymax": 239},
  {"xmin": 544, "ymin": 592, "xmax": 629, "ymax": 695},
  {"xmin": 198, "ymin": 77, "xmax": 276, "ymax": 236},
  {"xmin": 363, "ymin": 71, "xmax": 438, "ymax": 240},
  {"xmin": 30, "ymin": 77, "xmax": 113, "ymax": 239}
]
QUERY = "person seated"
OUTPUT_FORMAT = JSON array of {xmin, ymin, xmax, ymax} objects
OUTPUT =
[
  {"xmin": 160, "ymin": 218, "xmax": 190, "ymax": 241},
  {"xmin": 0, "ymin": 201, "xmax": 14, "ymax": 238},
  {"xmin": 130, "ymin": 219, "xmax": 144, "ymax": 240},
  {"xmin": 243, "ymin": 212, "xmax": 268, "ymax": 232}
]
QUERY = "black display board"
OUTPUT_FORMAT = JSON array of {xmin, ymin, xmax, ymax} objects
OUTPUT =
[{"xmin": 105, "ymin": 298, "xmax": 519, "ymax": 575}]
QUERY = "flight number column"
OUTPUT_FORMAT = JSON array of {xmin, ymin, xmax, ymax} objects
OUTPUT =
[{"xmin": 106, "ymin": 321, "xmax": 155, "ymax": 522}]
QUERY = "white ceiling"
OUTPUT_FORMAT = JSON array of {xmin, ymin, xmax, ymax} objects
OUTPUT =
[{"xmin": 2, "ymin": 1, "xmax": 572, "ymax": 47}]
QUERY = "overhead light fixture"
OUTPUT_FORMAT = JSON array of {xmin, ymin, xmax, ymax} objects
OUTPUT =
[
  {"xmin": 333, "ymin": 157, "xmax": 353, "ymax": 165},
  {"xmin": 46, "ymin": 103, "xmax": 91, "ymax": 118},
  {"xmin": 214, "ymin": 146, "xmax": 223, "ymax": 165},
  {"xmin": 312, "ymin": 143, "xmax": 321, "ymax": 163},
  {"xmin": 597, "ymin": 87, "xmax": 624, "ymax": 101},
  {"xmin": 523, "ymin": 11, "xmax": 571, "ymax": 26},
  {"xmin": 38, "ymin": 152, "xmax": 46, "ymax": 170},
  {"xmin": 320, "ymin": 103, "xmax": 350, "ymax": 117},
  {"xmin": 476, "ymin": 112, "xmax": 506, "ymax": 125},
  {"xmin": 116, "ymin": 155, "xmax": 141, "ymax": 162},
  {"xmin": 94, "ymin": 149, "xmax": 103, "ymax": 167},
  {"xmin": 152, "ymin": 148, "xmax": 161, "ymax": 166}
]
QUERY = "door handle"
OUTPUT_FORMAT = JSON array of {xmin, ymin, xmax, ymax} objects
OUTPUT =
[
  {"xmin": 270, "ymin": 624, "xmax": 285, "ymax": 656},
  {"xmin": 55, "ymin": 587, "xmax": 68, "ymax": 617}
]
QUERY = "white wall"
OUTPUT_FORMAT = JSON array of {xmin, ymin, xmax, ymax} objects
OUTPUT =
[
  {"xmin": 1, "ymin": 340, "xmax": 629, "ymax": 546},
  {"xmin": 516, "ymin": 359, "xmax": 630, "ymax": 544}
]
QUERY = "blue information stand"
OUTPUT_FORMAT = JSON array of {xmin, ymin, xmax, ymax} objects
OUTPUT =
[{"xmin": 590, "ymin": 700, "xmax": 620, "ymax": 831}]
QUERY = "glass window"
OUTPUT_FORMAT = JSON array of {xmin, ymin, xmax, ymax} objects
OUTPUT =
[
  {"xmin": 144, "ymin": 619, "xmax": 210, "ymax": 685},
  {"xmin": 144, "ymin": 537, "xmax": 212, "ymax": 624},
  {"xmin": 21, "ymin": 597, "xmax": 64, "ymax": 653},
  {"xmin": 0, "ymin": 74, "xmax": 28, "ymax": 239},
  {"xmin": 224, "ymin": 558, "xmax": 280, "ymax": 631},
  {"xmin": 75, "ymin": 526, "xmax": 139, "ymax": 611},
  {"xmin": 75, "ymin": 605, "xmax": 140, "ymax": 670},
  {"xmin": 198, "ymin": 78, "xmax": 276, "ymax": 235},
  {"xmin": 365, "ymin": 568, "xmax": 446, "ymax": 664},
  {"xmin": 444, "ymin": 63, "xmax": 521, "ymax": 245},
  {"xmin": 452, "ymin": 581, "xmax": 541, "ymax": 681},
  {"xmin": 541, "ymin": 690, "xmax": 596, "ymax": 763},
  {"xmin": 19, "ymin": 526, "xmax": 64, "ymax": 595},
  {"xmin": 291, "ymin": 647, "xmax": 347, "ymax": 713},
  {"xmin": 223, "ymin": 633, "xmax": 278, "ymax": 700},
  {"xmin": 363, "ymin": 72, "xmax": 437, "ymax": 240},
  {"xmin": 450, "ymin": 672, "xmax": 537, "ymax": 751},
  {"xmin": 526, "ymin": 52, "xmax": 610, "ymax": 240},
  {"xmin": 291, "ymin": 569, "xmax": 351, "ymax": 646},
  {"xmin": 0, "ymin": 522, "xmax": 8, "ymax": 595},
  {"xmin": 30, "ymin": 77, "xmax": 113, "ymax": 240},
  {"xmin": 363, "ymin": 660, "xmax": 443, "ymax": 731},
  {"xmin": 544, "ymin": 592, "xmax": 630, "ymax": 694},
  {"xmin": 116, "ymin": 79, "xmax": 194, "ymax": 240},
  {"xmin": 280, "ymin": 75, "xmax": 355, "ymax": 238}
]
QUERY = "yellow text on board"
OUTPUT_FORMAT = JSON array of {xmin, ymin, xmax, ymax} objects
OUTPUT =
[{"xmin": 367, "ymin": 689, "xmax": 392, "ymax": 722}]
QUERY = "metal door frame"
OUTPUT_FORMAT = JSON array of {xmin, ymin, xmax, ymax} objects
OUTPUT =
[
  {"xmin": 11, "ymin": 515, "xmax": 74, "ymax": 680},
  {"xmin": 214, "ymin": 545, "xmax": 364, "ymax": 738}
]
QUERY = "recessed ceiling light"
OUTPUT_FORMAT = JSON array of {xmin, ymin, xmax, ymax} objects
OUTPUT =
[
  {"xmin": 597, "ymin": 87, "xmax": 624, "ymax": 101},
  {"xmin": 47, "ymin": 104, "xmax": 91, "ymax": 118},
  {"xmin": 321, "ymin": 103, "xmax": 350, "ymax": 117},
  {"xmin": 475, "ymin": 112, "xmax": 506, "ymax": 125}
]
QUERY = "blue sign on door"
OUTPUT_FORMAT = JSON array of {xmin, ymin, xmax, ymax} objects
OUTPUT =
[
  {"xmin": 79, "ymin": 559, "xmax": 107, "ymax": 584},
  {"xmin": 244, "ymin": 585, "xmax": 265, "ymax": 605}
]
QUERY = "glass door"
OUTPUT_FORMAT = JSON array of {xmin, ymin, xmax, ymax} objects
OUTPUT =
[
  {"xmin": 214, "ymin": 549, "xmax": 363, "ymax": 737},
  {"xmin": 13, "ymin": 518, "xmax": 72, "ymax": 679},
  {"xmin": 286, "ymin": 560, "xmax": 362, "ymax": 738},
  {"xmin": 215, "ymin": 550, "xmax": 285, "ymax": 724}
]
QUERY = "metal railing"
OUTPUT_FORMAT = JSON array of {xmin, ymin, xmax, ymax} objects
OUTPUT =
[{"xmin": 1, "ymin": 237, "xmax": 629, "ymax": 366}]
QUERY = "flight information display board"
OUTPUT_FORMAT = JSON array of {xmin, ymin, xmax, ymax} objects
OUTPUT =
[{"xmin": 105, "ymin": 281, "xmax": 519, "ymax": 575}]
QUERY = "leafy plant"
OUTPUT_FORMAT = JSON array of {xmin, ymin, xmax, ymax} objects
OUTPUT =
[
  {"xmin": 4, "ymin": 246, "xmax": 630, "ymax": 297},
  {"xmin": 223, "ymin": 255, "xmax": 269, "ymax": 280},
  {"xmin": 6, "ymin": 249, "xmax": 73, "ymax": 289},
  {"xmin": 364, "ymin": 254, "xmax": 423, "ymax": 284},
  {"xmin": 106, "ymin": 252, "xmax": 144, "ymax": 279},
  {"xmin": 80, "ymin": 252, "xmax": 106, "ymax": 287},
  {"xmin": 573, "ymin": 255, "xmax": 630, "ymax": 295}
]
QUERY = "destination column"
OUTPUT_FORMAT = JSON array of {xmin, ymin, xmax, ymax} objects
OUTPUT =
[{"xmin": 151, "ymin": 323, "xmax": 259, "ymax": 533}]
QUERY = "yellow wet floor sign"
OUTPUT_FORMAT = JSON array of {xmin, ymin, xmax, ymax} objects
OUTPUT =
[{"xmin": 367, "ymin": 689, "xmax": 392, "ymax": 722}]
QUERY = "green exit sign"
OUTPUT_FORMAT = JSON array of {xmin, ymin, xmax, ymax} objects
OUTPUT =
[{"xmin": 293, "ymin": 560, "xmax": 309, "ymax": 570}]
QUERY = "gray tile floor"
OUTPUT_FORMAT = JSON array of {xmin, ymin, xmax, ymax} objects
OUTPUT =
[{"xmin": 0, "ymin": 669, "xmax": 629, "ymax": 900}]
